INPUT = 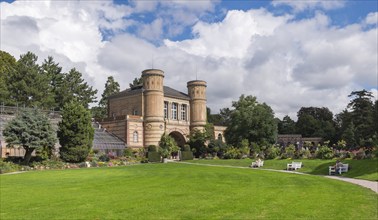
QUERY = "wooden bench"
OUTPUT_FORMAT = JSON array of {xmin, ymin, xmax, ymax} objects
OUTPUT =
[
  {"xmin": 251, "ymin": 160, "xmax": 264, "ymax": 168},
  {"xmin": 287, "ymin": 161, "xmax": 302, "ymax": 170}
]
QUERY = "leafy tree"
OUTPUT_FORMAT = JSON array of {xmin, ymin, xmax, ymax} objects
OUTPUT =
[
  {"xmin": 296, "ymin": 107, "xmax": 336, "ymax": 142},
  {"xmin": 187, "ymin": 129, "xmax": 211, "ymax": 158},
  {"xmin": 277, "ymin": 115, "xmax": 296, "ymax": 134},
  {"xmin": 129, "ymin": 77, "xmax": 143, "ymax": 88},
  {"xmin": 158, "ymin": 133, "xmax": 179, "ymax": 159},
  {"xmin": 207, "ymin": 139, "xmax": 228, "ymax": 157},
  {"xmin": 58, "ymin": 100, "xmax": 94, "ymax": 162},
  {"xmin": 219, "ymin": 107, "xmax": 232, "ymax": 126},
  {"xmin": 0, "ymin": 50, "xmax": 17, "ymax": 105},
  {"xmin": 225, "ymin": 95, "xmax": 277, "ymax": 146},
  {"xmin": 8, "ymin": 52, "xmax": 54, "ymax": 108},
  {"xmin": 3, "ymin": 108, "xmax": 57, "ymax": 164},
  {"xmin": 347, "ymin": 90, "xmax": 375, "ymax": 146},
  {"xmin": 57, "ymin": 68, "xmax": 97, "ymax": 109},
  {"xmin": 237, "ymin": 139, "xmax": 250, "ymax": 156},
  {"xmin": 96, "ymin": 76, "xmax": 120, "ymax": 118}
]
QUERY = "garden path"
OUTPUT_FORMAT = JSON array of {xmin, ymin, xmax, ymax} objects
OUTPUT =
[{"xmin": 175, "ymin": 161, "xmax": 378, "ymax": 194}]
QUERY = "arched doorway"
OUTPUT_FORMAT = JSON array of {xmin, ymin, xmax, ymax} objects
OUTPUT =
[{"xmin": 169, "ymin": 131, "xmax": 186, "ymax": 148}]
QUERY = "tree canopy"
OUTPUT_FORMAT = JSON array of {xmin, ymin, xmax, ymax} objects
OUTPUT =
[
  {"xmin": 224, "ymin": 95, "xmax": 277, "ymax": 146},
  {"xmin": 0, "ymin": 50, "xmax": 97, "ymax": 110},
  {"xmin": 58, "ymin": 100, "xmax": 94, "ymax": 163},
  {"xmin": 3, "ymin": 108, "xmax": 57, "ymax": 164},
  {"xmin": 93, "ymin": 76, "xmax": 120, "ymax": 119}
]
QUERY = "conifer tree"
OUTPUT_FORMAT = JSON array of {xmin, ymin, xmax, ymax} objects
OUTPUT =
[
  {"xmin": 58, "ymin": 100, "xmax": 94, "ymax": 162},
  {"xmin": 8, "ymin": 52, "xmax": 54, "ymax": 108},
  {"xmin": 95, "ymin": 76, "xmax": 120, "ymax": 118},
  {"xmin": 3, "ymin": 108, "xmax": 57, "ymax": 164},
  {"xmin": 57, "ymin": 68, "xmax": 97, "ymax": 109},
  {"xmin": 42, "ymin": 56, "xmax": 64, "ymax": 110},
  {"xmin": 0, "ymin": 50, "xmax": 17, "ymax": 105}
]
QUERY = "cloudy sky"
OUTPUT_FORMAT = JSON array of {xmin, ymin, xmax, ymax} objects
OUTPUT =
[{"xmin": 1, "ymin": 0, "xmax": 377, "ymax": 119}]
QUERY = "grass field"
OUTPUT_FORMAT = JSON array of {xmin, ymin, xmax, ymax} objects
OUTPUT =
[
  {"xmin": 1, "ymin": 163, "xmax": 377, "ymax": 219},
  {"xmin": 188, "ymin": 158, "xmax": 378, "ymax": 181}
]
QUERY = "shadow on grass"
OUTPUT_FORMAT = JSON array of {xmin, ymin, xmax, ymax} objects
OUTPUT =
[{"xmin": 309, "ymin": 159, "xmax": 378, "ymax": 181}]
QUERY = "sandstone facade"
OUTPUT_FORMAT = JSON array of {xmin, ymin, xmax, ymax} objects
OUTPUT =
[{"xmin": 101, "ymin": 69, "xmax": 226, "ymax": 149}]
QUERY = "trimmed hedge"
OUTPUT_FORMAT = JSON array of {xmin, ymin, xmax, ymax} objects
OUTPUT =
[
  {"xmin": 148, "ymin": 152, "xmax": 161, "ymax": 162},
  {"xmin": 181, "ymin": 151, "xmax": 193, "ymax": 161}
]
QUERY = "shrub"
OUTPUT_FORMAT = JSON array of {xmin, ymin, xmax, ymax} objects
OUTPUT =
[
  {"xmin": 148, "ymin": 152, "xmax": 161, "ymax": 162},
  {"xmin": 148, "ymin": 145, "xmax": 158, "ymax": 152},
  {"xmin": 123, "ymin": 148, "xmax": 134, "ymax": 157},
  {"xmin": 181, "ymin": 151, "xmax": 194, "ymax": 160},
  {"xmin": 316, "ymin": 145, "xmax": 334, "ymax": 159},
  {"xmin": 265, "ymin": 145, "xmax": 280, "ymax": 159},
  {"xmin": 223, "ymin": 147, "xmax": 242, "ymax": 159},
  {"xmin": 0, "ymin": 159, "xmax": 21, "ymax": 174},
  {"xmin": 281, "ymin": 144, "xmax": 295, "ymax": 159},
  {"xmin": 31, "ymin": 159, "xmax": 66, "ymax": 170},
  {"xmin": 182, "ymin": 144, "xmax": 191, "ymax": 152},
  {"xmin": 99, "ymin": 154, "xmax": 110, "ymax": 162}
]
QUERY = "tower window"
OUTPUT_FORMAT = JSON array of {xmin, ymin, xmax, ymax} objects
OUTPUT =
[
  {"xmin": 171, "ymin": 103, "xmax": 178, "ymax": 120},
  {"xmin": 133, "ymin": 109, "xmax": 138, "ymax": 115},
  {"xmin": 164, "ymin": 101, "xmax": 168, "ymax": 119},
  {"xmin": 133, "ymin": 131, "xmax": 138, "ymax": 143},
  {"xmin": 181, "ymin": 104, "xmax": 187, "ymax": 121}
]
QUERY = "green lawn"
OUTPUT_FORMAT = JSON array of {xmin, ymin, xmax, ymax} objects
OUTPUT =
[
  {"xmin": 188, "ymin": 158, "xmax": 378, "ymax": 181},
  {"xmin": 1, "ymin": 163, "xmax": 377, "ymax": 219}
]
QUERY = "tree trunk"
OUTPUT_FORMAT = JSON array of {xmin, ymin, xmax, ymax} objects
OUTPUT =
[{"xmin": 23, "ymin": 147, "xmax": 34, "ymax": 165}]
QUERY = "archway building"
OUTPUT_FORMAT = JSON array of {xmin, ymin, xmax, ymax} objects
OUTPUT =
[{"xmin": 99, "ymin": 69, "xmax": 226, "ymax": 149}]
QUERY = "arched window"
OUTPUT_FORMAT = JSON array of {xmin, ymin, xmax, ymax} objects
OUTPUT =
[
  {"xmin": 217, "ymin": 133, "xmax": 222, "ymax": 141},
  {"xmin": 133, "ymin": 131, "xmax": 138, "ymax": 143}
]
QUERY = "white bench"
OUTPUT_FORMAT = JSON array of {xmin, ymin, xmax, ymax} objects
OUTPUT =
[
  {"xmin": 251, "ymin": 160, "xmax": 264, "ymax": 168},
  {"xmin": 340, "ymin": 163, "xmax": 349, "ymax": 173},
  {"xmin": 287, "ymin": 162, "xmax": 302, "ymax": 170},
  {"xmin": 329, "ymin": 163, "xmax": 349, "ymax": 175}
]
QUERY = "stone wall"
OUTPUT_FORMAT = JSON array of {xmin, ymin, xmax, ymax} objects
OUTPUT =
[{"xmin": 108, "ymin": 93, "xmax": 143, "ymax": 117}]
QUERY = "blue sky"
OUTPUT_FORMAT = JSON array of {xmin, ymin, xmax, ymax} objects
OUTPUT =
[{"xmin": 1, "ymin": 0, "xmax": 377, "ymax": 119}]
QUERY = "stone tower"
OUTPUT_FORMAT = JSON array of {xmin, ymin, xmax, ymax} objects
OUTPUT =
[
  {"xmin": 142, "ymin": 69, "xmax": 165, "ymax": 146},
  {"xmin": 187, "ymin": 80, "xmax": 207, "ymax": 131}
]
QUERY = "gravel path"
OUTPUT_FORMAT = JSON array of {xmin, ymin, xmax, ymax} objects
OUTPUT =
[
  {"xmin": 176, "ymin": 161, "xmax": 378, "ymax": 193},
  {"xmin": 324, "ymin": 175, "xmax": 378, "ymax": 193}
]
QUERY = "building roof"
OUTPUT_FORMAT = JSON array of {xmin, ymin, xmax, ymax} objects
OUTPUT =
[
  {"xmin": 108, "ymin": 85, "xmax": 190, "ymax": 100},
  {"xmin": 163, "ymin": 86, "xmax": 190, "ymax": 100},
  {"xmin": 93, "ymin": 125, "xmax": 126, "ymax": 150}
]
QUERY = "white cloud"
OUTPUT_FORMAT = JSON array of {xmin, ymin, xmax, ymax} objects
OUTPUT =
[
  {"xmin": 1, "ymin": 1, "xmax": 376, "ymax": 120},
  {"xmin": 365, "ymin": 12, "xmax": 378, "ymax": 25},
  {"xmin": 165, "ymin": 9, "xmax": 291, "ymax": 59},
  {"xmin": 164, "ymin": 9, "xmax": 377, "ymax": 119},
  {"xmin": 272, "ymin": 0, "xmax": 345, "ymax": 12}
]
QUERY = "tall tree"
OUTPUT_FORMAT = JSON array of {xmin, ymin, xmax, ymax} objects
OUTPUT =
[
  {"xmin": 57, "ymin": 68, "xmax": 97, "ymax": 109},
  {"xmin": 0, "ymin": 51, "xmax": 17, "ymax": 105},
  {"xmin": 277, "ymin": 115, "xmax": 296, "ymax": 134},
  {"xmin": 296, "ymin": 107, "xmax": 336, "ymax": 141},
  {"xmin": 41, "ymin": 56, "xmax": 64, "ymax": 110},
  {"xmin": 225, "ymin": 95, "xmax": 277, "ymax": 146},
  {"xmin": 347, "ymin": 90, "xmax": 375, "ymax": 146},
  {"xmin": 3, "ymin": 108, "xmax": 57, "ymax": 164},
  {"xmin": 96, "ymin": 76, "xmax": 120, "ymax": 118},
  {"xmin": 8, "ymin": 52, "xmax": 54, "ymax": 108},
  {"xmin": 58, "ymin": 100, "xmax": 94, "ymax": 162}
]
